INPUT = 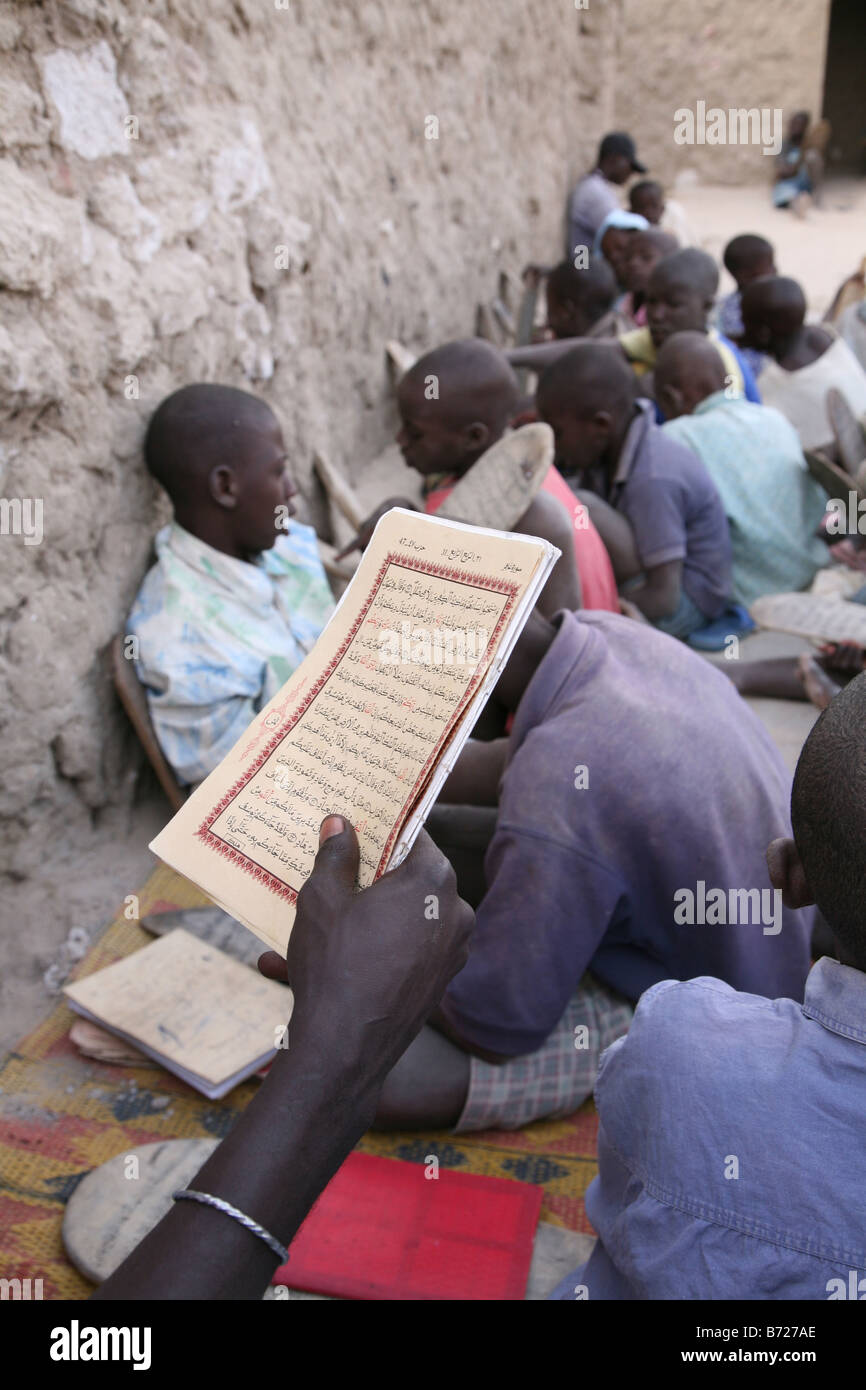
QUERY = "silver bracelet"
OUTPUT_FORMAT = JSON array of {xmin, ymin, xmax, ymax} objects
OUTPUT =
[{"xmin": 172, "ymin": 1188, "xmax": 288, "ymax": 1263}]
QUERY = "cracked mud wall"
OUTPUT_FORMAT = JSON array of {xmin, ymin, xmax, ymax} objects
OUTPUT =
[
  {"xmin": 614, "ymin": 0, "xmax": 832, "ymax": 187},
  {"xmin": 0, "ymin": 0, "xmax": 619, "ymax": 878}
]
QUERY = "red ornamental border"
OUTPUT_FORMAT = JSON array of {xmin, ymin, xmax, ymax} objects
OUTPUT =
[{"xmin": 196, "ymin": 551, "xmax": 519, "ymax": 900}]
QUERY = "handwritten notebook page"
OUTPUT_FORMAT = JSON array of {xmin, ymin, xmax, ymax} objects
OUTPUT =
[
  {"xmin": 751, "ymin": 591, "xmax": 866, "ymax": 646},
  {"xmin": 64, "ymin": 929, "xmax": 291, "ymax": 1096},
  {"xmin": 151, "ymin": 510, "xmax": 557, "ymax": 954}
]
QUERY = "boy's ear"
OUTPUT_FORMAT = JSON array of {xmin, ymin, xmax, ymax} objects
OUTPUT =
[
  {"xmin": 767, "ymin": 837, "xmax": 815, "ymax": 909},
  {"xmin": 209, "ymin": 463, "xmax": 239, "ymax": 509},
  {"xmin": 592, "ymin": 408, "xmax": 613, "ymax": 436},
  {"xmin": 657, "ymin": 383, "xmax": 682, "ymax": 419},
  {"xmin": 463, "ymin": 421, "xmax": 491, "ymax": 453}
]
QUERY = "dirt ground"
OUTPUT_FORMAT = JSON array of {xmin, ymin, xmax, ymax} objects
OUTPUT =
[
  {"xmin": 676, "ymin": 174, "xmax": 866, "ymax": 313},
  {"xmin": 2, "ymin": 176, "xmax": 864, "ymax": 1057}
]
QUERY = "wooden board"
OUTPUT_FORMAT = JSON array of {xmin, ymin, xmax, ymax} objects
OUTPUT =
[{"xmin": 63, "ymin": 1138, "xmax": 219, "ymax": 1284}]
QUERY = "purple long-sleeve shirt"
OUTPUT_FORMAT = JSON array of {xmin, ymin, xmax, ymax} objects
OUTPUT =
[{"xmin": 440, "ymin": 611, "xmax": 812, "ymax": 1057}]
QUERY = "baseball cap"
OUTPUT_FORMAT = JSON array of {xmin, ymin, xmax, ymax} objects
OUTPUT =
[{"xmin": 599, "ymin": 131, "xmax": 647, "ymax": 174}]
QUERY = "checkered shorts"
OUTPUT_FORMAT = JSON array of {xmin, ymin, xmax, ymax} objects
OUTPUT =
[{"xmin": 455, "ymin": 976, "xmax": 634, "ymax": 1134}]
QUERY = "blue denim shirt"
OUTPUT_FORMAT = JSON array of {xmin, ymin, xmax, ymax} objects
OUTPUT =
[{"xmin": 556, "ymin": 957, "xmax": 866, "ymax": 1300}]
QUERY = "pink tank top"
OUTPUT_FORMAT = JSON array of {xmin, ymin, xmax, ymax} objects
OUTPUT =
[{"xmin": 425, "ymin": 466, "xmax": 619, "ymax": 613}]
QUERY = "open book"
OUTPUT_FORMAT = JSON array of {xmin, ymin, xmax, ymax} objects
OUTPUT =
[
  {"xmin": 151, "ymin": 509, "xmax": 560, "ymax": 954},
  {"xmin": 64, "ymin": 929, "xmax": 290, "ymax": 1099}
]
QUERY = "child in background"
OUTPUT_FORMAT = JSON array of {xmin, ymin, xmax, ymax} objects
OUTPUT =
[
  {"xmin": 544, "ymin": 257, "xmax": 623, "ymax": 340},
  {"xmin": 592, "ymin": 209, "xmax": 649, "ymax": 289},
  {"xmin": 617, "ymin": 227, "xmax": 678, "ymax": 329},
  {"xmin": 717, "ymin": 233, "xmax": 776, "ymax": 379},
  {"xmin": 536, "ymin": 342, "xmax": 733, "ymax": 640},
  {"xmin": 628, "ymin": 178, "xmax": 696, "ymax": 246},
  {"xmin": 509, "ymin": 250, "xmax": 762, "ymax": 411},
  {"xmin": 622, "ymin": 249, "xmax": 762, "ymax": 405},
  {"xmin": 340, "ymin": 339, "xmax": 620, "ymax": 615},
  {"xmin": 656, "ymin": 332, "xmax": 829, "ymax": 605},
  {"xmin": 741, "ymin": 275, "xmax": 866, "ymax": 450}
]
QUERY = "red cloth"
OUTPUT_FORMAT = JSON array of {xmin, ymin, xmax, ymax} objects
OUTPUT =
[
  {"xmin": 425, "ymin": 465, "xmax": 619, "ymax": 613},
  {"xmin": 271, "ymin": 1151, "xmax": 543, "ymax": 1300}
]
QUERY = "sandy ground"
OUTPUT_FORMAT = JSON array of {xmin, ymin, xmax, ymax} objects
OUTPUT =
[
  {"xmin": 2, "ymin": 177, "xmax": 864, "ymax": 1057},
  {"xmin": 675, "ymin": 175, "xmax": 866, "ymax": 316}
]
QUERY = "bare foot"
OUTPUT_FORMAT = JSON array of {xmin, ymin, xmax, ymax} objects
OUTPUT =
[{"xmin": 797, "ymin": 653, "xmax": 841, "ymax": 709}]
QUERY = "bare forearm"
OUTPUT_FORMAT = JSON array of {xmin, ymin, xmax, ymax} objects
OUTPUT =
[
  {"xmin": 506, "ymin": 337, "xmax": 586, "ymax": 370},
  {"xmin": 439, "ymin": 737, "xmax": 508, "ymax": 806},
  {"xmin": 93, "ymin": 1040, "xmax": 380, "ymax": 1301},
  {"xmin": 629, "ymin": 577, "xmax": 680, "ymax": 621}
]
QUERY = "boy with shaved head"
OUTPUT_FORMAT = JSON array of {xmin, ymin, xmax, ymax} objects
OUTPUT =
[
  {"xmin": 343, "ymin": 338, "xmax": 620, "ymax": 615},
  {"xmin": 544, "ymin": 257, "xmax": 622, "ymax": 340},
  {"xmin": 535, "ymin": 342, "xmax": 732, "ymax": 639},
  {"xmin": 508, "ymin": 248, "xmax": 761, "ymax": 411},
  {"xmin": 628, "ymin": 177, "xmax": 695, "ymax": 245},
  {"xmin": 554, "ymin": 673, "xmax": 866, "ymax": 1299},
  {"xmin": 741, "ymin": 274, "xmax": 866, "ymax": 450},
  {"xmin": 625, "ymin": 248, "xmax": 761, "ymax": 404},
  {"xmin": 129, "ymin": 383, "xmax": 334, "ymax": 786},
  {"xmin": 657, "ymin": 331, "xmax": 828, "ymax": 605},
  {"xmin": 717, "ymin": 232, "xmax": 776, "ymax": 379}
]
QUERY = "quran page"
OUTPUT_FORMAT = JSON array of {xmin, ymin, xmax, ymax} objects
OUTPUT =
[{"xmin": 150, "ymin": 509, "xmax": 559, "ymax": 953}]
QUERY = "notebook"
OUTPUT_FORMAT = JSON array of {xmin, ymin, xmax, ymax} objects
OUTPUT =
[
  {"xmin": 64, "ymin": 929, "xmax": 291, "ymax": 1099},
  {"xmin": 271, "ymin": 1151, "xmax": 543, "ymax": 1301},
  {"xmin": 150, "ymin": 509, "xmax": 559, "ymax": 955}
]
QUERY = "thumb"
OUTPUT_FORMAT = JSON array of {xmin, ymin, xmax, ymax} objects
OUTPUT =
[{"xmin": 308, "ymin": 815, "xmax": 360, "ymax": 898}]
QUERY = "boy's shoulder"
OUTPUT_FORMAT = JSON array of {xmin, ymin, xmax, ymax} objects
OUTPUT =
[
  {"xmin": 630, "ymin": 408, "xmax": 712, "ymax": 487},
  {"xmin": 598, "ymin": 976, "xmax": 802, "ymax": 1129}
]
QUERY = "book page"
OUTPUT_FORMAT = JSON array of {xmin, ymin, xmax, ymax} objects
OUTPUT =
[
  {"xmin": 752, "ymin": 591, "xmax": 866, "ymax": 646},
  {"xmin": 151, "ymin": 509, "xmax": 555, "ymax": 954},
  {"xmin": 64, "ymin": 930, "xmax": 290, "ymax": 1088}
]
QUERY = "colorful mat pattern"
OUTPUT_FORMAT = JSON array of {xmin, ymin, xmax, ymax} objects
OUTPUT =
[{"xmin": 0, "ymin": 864, "xmax": 600, "ymax": 1300}]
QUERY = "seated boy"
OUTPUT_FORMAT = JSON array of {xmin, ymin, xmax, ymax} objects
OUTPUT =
[
  {"xmin": 592, "ymin": 210, "xmax": 649, "ymax": 287},
  {"xmin": 128, "ymin": 384, "xmax": 334, "ymax": 786},
  {"xmin": 567, "ymin": 130, "xmax": 646, "ymax": 254},
  {"xmin": 342, "ymin": 339, "xmax": 620, "ymax": 615},
  {"xmin": 544, "ymin": 257, "xmax": 623, "ymax": 340},
  {"xmin": 622, "ymin": 248, "xmax": 761, "ymax": 404},
  {"xmin": 773, "ymin": 109, "xmax": 822, "ymax": 214},
  {"xmin": 508, "ymin": 249, "xmax": 761, "ymax": 410},
  {"xmin": 617, "ymin": 227, "xmax": 678, "ymax": 330},
  {"xmin": 555, "ymin": 673, "xmax": 866, "ymax": 1299},
  {"xmin": 656, "ymin": 332, "xmax": 829, "ymax": 605},
  {"xmin": 741, "ymin": 275, "xmax": 866, "ymax": 450},
  {"xmin": 628, "ymin": 177, "xmax": 695, "ymax": 246},
  {"xmin": 536, "ymin": 342, "xmax": 732, "ymax": 640},
  {"xmin": 374, "ymin": 606, "xmax": 813, "ymax": 1134},
  {"xmin": 716, "ymin": 232, "xmax": 776, "ymax": 379}
]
